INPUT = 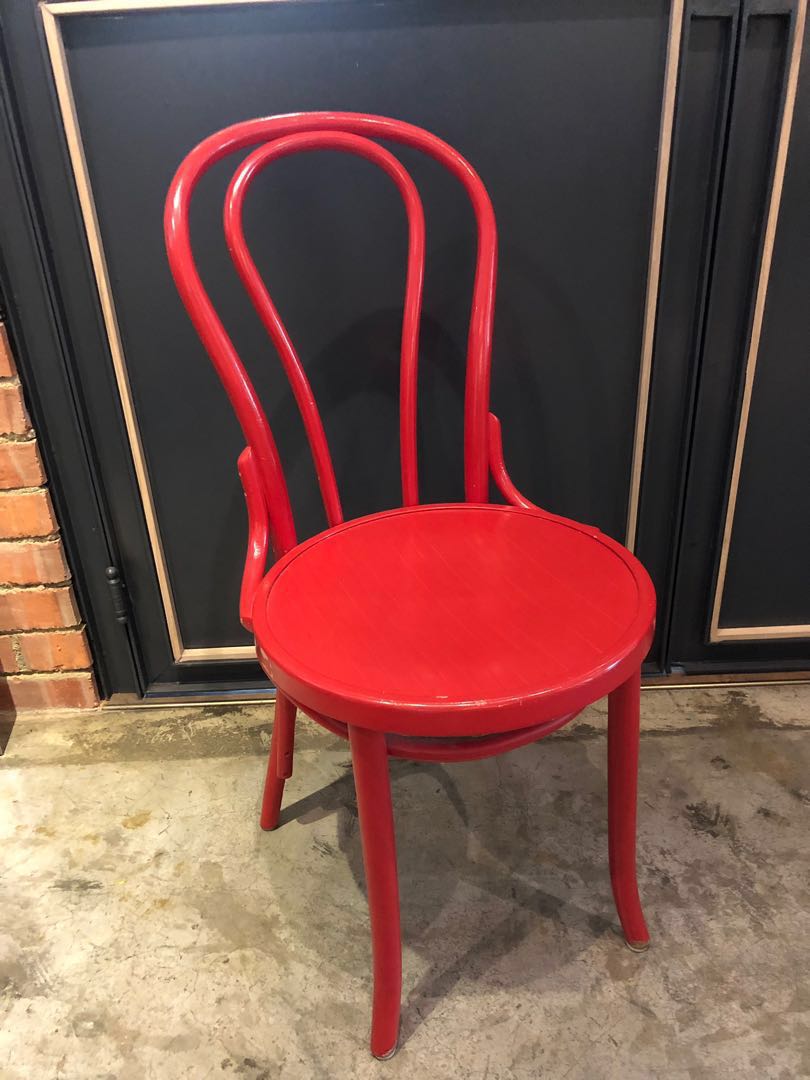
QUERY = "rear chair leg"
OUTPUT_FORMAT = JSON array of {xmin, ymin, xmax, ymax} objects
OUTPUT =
[
  {"xmin": 260, "ymin": 692, "xmax": 296, "ymax": 831},
  {"xmin": 348, "ymin": 724, "xmax": 401, "ymax": 1059},
  {"xmin": 607, "ymin": 667, "xmax": 650, "ymax": 951}
]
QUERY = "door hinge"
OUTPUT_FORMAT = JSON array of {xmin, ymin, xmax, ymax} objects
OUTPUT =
[{"xmin": 105, "ymin": 565, "xmax": 129, "ymax": 625}]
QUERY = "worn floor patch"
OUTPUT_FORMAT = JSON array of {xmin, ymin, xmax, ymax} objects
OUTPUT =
[{"xmin": 0, "ymin": 685, "xmax": 808, "ymax": 1078}]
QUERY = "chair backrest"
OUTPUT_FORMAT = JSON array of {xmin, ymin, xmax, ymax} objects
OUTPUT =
[{"xmin": 164, "ymin": 112, "xmax": 498, "ymax": 558}]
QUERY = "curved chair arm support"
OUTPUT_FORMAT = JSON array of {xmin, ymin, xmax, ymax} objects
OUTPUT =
[
  {"xmin": 487, "ymin": 412, "xmax": 541, "ymax": 511},
  {"xmin": 237, "ymin": 447, "xmax": 270, "ymax": 632},
  {"xmin": 488, "ymin": 413, "xmax": 603, "ymax": 538}
]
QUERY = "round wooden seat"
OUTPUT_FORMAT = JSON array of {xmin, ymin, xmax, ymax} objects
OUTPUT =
[{"xmin": 253, "ymin": 504, "xmax": 655, "ymax": 736}]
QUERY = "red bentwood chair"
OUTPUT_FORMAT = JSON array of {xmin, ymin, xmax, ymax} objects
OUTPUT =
[{"xmin": 165, "ymin": 112, "xmax": 655, "ymax": 1059}]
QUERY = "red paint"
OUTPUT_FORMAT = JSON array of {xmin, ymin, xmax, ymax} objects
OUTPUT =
[
  {"xmin": 236, "ymin": 448, "xmax": 269, "ymax": 633},
  {"xmin": 488, "ymin": 412, "xmax": 539, "ymax": 511},
  {"xmin": 608, "ymin": 667, "xmax": 650, "ymax": 949},
  {"xmin": 165, "ymin": 112, "xmax": 655, "ymax": 1058},
  {"xmin": 349, "ymin": 725, "xmax": 402, "ymax": 1058},
  {"xmin": 274, "ymin": 691, "xmax": 296, "ymax": 781},
  {"xmin": 225, "ymin": 131, "xmax": 425, "ymax": 514},
  {"xmin": 260, "ymin": 690, "xmax": 296, "ymax": 830},
  {"xmin": 259, "ymin": 725, "xmax": 283, "ymax": 833},
  {"xmin": 265, "ymin": 701, "xmax": 580, "ymax": 762},
  {"xmin": 165, "ymin": 110, "xmax": 497, "ymax": 560},
  {"xmin": 253, "ymin": 504, "xmax": 654, "ymax": 735}
]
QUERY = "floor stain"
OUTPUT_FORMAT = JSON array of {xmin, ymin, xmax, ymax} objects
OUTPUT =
[
  {"xmin": 684, "ymin": 800, "xmax": 737, "ymax": 842},
  {"xmin": 52, "ymin": 878, "xmax": 103, "ymax": 892}
]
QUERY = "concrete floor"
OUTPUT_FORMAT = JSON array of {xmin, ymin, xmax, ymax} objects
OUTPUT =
[{"xmin": 1, "ymin": 685, "xmax": 809, "ymax": 1079}]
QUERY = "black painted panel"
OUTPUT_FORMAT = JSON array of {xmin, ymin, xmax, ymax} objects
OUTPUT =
[
  {"xmin": 668, "ymin": 6, "xmax": 810, "ymax": 669},
  {"xmin": 61, "ymin": 0, "xmax": 667, "ymax": 655},
  {"xmin": 719, "ymin": 12, "xmax": 810, "ymax": 629}
]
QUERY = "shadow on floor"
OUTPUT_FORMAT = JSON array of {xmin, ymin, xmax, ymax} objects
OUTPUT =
[
  {"xmin": 0, "ymin": 680, "xmax": 16, "ymax": 754},
  {"xmin": 276, "ymin": 740, "xmax": 617, "ymax": 1048}
]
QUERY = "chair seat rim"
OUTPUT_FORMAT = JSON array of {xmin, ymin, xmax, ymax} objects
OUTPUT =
[{"xmin": 253, "ymin": 503, "xmax": 656, "ymax": 736}]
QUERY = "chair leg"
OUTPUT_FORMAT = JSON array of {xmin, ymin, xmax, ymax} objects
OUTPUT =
[
  {"xmin": 274, "ymin": 691, "xmax": 296, "ymax": 779},
  {"xmin": 260, "ymin": 692, "xmax": 296, "ymax": 831},
  {"xmin": 607, "ymin": 667, "xmax": 650, "ymax": 951},
  {"xmin": 348, "ymin": 724, "xmax": 401, "ymax": 1059}
]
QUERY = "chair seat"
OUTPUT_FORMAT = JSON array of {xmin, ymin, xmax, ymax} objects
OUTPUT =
[{"xmin": 253, "ymin": 504, "xmax": 655, "ymax": 737}]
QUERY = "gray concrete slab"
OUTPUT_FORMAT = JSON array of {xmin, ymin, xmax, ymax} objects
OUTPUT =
[{"xmin": 1, "ymin": 685, "xmax": 809, "ymax": 1078}]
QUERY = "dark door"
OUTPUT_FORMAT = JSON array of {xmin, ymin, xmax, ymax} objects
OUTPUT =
[
  {"xmin": 0, "ymin": 0, "xmax": 675, "ymax": 695},
  {"xmin": 649, "ymin": 0, "xmax": 810, "ymax": 675}
]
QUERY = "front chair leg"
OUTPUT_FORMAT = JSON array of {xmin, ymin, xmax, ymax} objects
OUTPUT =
[
  {"xmin": 348, "ymin": 724, "xmax": 401, "ymax": 1059},
  {"xmin": 607, "ymin": 667, "xmax": 650, "ymax": 951},
  {"xmin": 260, "ymin": 692, "xmax": 296, "ymax": 831}
]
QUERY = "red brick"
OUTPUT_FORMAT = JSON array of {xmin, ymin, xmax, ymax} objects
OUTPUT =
[
  {"xmin": 0, "ymin": 586, "xmax": 79, "ymax": 631},
  {"xmin": 0, "ymin": 540, "xmax": 69, "ymax": 585},
  {"xmin": 0, "ymin": 489, "xmax": 56, "ymax": 539},
  {"xmin": 0, "ymin": 671, "xmax": 98, "ymax": 710},
  {"xmin": 0, "ymin": 439, "xmax": 44, "ymax": 489},
  {"xmin": 0, "ymin": 635, "xmax": 18, "ymax": 673},
  {"xmin": 0, "ymin": 384, "xmax": 30, "ymax": 436},
  {"xmin": 0, "ymin": 326, "xmax": 15, "ymax": 379},
  {"xmin": 18, "ymin": 628, "xmax": 92, "ymax": 672}
]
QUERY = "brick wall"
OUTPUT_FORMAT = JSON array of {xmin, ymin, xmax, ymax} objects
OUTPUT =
[{"xmin": 0, "ymin": 322, "xmax": 99, "ymax": 711}]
